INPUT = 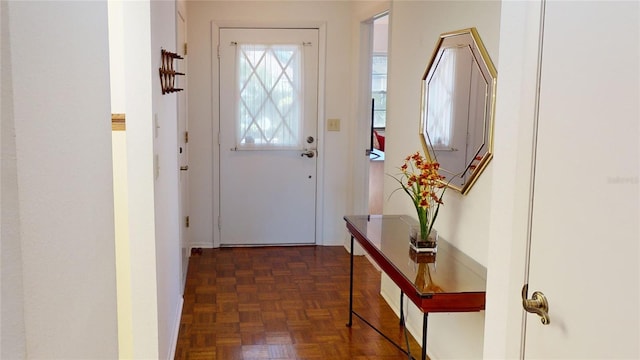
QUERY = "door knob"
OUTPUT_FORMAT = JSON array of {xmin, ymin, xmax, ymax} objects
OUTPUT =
[
  {"xmin": 301, "ymin": 150, "xmax": 315, "ymax": 158},
  {"xmin": 521, "ymin": 284, "xmax": 550, "ymax": 325}
]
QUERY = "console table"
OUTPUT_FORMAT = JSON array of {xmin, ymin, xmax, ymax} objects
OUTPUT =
[{"xmin": 344, "ymin": 215, "xmax": 486, "ymax": 360}]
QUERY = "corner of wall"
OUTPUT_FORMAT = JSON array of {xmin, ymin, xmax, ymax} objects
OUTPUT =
[{"xmin": 1, "ymin": 2, "xmax": 27, "ymax": 355}]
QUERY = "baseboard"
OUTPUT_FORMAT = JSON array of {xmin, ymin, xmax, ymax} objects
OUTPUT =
[
  {"xmin": 380, "ymin": 286, "xmax": 401, "ymax": 318},
  {"xmin": 189, "ymin": 243, "xmax": 214, "ymax": 250},
  {"xmin": 189, "ymin": 242, "xmax": 345, "ymax": 251},
  {"xmin": 168, "ymin": 297, "xmax": 184, "ymax": 360}
]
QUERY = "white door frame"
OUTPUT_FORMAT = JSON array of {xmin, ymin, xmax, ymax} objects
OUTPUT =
[
  {"xmin": 350, "ymin": 9, "xmax": 390, "ymax": 257},
  {"xmin": 484, "ymin": 1, "xmax": 546, "ymax": 358},
  {"xmin": 210, "ymin": 21, "xmax": 327, "ymax": 248},
  {"xmin": 176, "ymin": 6, "xmax": 189, "ymax": 291},
  {"xmin": 353, "ymin": 17, "xmax": 374, "ymax": 218},
  {"xmin": 352, "ymin": 7, "xmax": 390, "ymax": 217}
]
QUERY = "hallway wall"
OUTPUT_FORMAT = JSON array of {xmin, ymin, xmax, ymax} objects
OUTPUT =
[
  {"xmin": 2, "ymin": 1, "xmax": 119, "ymax": 357},
  {"xmin": 151, "ymin": 1, "xmax": 184, "ymax": 358},
  {"xmin": 187, "ymin": 0, "xmax": 355, "ymax": 248},
  {"xmin": 111, "ymin": 0, "xmax": 184, "ymax": 358},
  {"xmin": 382, "ymin": 1, "xmax": 501, "ymax": 358},
  {"xmin": 1, "ymin": 2, "xmax": 26, "ymax": 357}
]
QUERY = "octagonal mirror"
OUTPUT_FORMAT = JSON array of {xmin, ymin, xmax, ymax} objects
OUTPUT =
[{"xmin": 419, "ymin": 28, "xmax": 497, "ymax": 194}]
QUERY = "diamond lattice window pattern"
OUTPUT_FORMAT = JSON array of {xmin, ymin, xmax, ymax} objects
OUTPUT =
[{"xmin": 236, "ymin": 44, "xmax": 303, "ymax": 149}]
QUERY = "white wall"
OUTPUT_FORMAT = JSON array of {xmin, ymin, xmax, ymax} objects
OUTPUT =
[
  {"xmin": 373, "ymin": 16, "xmax": 388, "ymax": 54},
  {"xmin": 150, "ymin": 0, "xmax": 184, "ymax": 358},
  {"xmin": 115, "ymin": 0, "xmax": 184, "ymax": 358},
  {"xmin": 120, "ymin": 2, "xmax": 162, "ymax": 358},
  {"xmin": 345, "ymin": 1, "xmax": 390, "ymax": 257},
  {"xmin": 185, "ymin": 2, "xmax": 500, "ymax": 357},
  {"xmin": 108, "ymin": 1, "xmax": 134, "ymax": 357},
  {"xmin": 483, "ymin": 1, "xmax": 542, "ymax": 357},
  {"xmin": 112, "ymin": 130, "xmax": 134, "ymax": 358},
  {"xmin": 2, "ymin": 2, "xmax": 183, "ymax": 358},
  {"xmin": 187, "ymin": 0, "xmax": 354, "ymax": 248},
  {"xmin": 1, "ymin": 1, "xmax": 27, "ymax": 357},
  {"xmin": 3, "ymin": 1, "xmax": 119, "ymax": 358},
  {"xmin": 381, "ymin": 1, "xmax": 501, "ymax": 358}
]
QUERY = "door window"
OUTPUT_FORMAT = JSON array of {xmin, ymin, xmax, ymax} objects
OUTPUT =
[{"xmin": 235, "ymin": 43, "xmax": 303, "ymax": 149}]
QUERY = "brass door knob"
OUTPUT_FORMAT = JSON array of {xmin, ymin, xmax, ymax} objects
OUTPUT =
[{"xmin": 522, "ymin": 284, "xmax": 550, "ymax": 325}]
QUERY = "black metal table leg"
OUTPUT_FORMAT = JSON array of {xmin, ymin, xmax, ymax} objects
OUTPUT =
[
  {"xmin": 399, "ymin": 292, "xmax": 411, "ymax": 359},
  {"xmin": 422, "ymin": 313, "xmax": 428, "ymax": 360},
  {"xmin": 399, "ymin": 292, "xmax": 405, "ymax": 326},
  {"xmin": 346, "ymin": 235, "xmax": 354, "ymax": 327}
]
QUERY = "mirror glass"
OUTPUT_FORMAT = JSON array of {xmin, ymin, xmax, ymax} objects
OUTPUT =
[{"xmin": 420, "ymin": 28, "xmax": 496, "ymax": 194}]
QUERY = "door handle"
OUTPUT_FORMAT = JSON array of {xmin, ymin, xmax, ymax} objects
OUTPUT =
[
  {"xmin": 522, "ymin": 284, "xmax": 550, "ymax": 325},
  {"xmin": 301, "ymin": 150, "xmax": 315, "ymax": 158},
  {"xmin": 180, "ymin": 165, "xmax": 189, "ymax": 171}
]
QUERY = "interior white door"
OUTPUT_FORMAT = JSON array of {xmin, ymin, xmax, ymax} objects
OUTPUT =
[
  {"xmin": 524, "ymin": 1, "xmax": 639, "ymax": 358},
  {"xmin": 219, "ymin": 28, "xmax": 318, "ymax": 246},
  {"xmin": 177, "ymin": 9, "xmax": 189, "ymax": 285}
]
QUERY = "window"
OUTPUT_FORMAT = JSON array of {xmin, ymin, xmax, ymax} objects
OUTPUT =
[
  {"xmin": 371, "ymin": 54, "xmax": 387, "ymax": 129},
  {"xmin": 236, "ymin": 43, "xmax": 303, "ymax": 149}
]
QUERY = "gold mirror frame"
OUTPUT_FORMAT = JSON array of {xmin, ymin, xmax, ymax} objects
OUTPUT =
[{"xmin": 419, "ymin": 28, "xmax": 497, "ymax": 194}]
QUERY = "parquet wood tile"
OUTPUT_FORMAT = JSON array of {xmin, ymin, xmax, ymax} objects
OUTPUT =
[{"xmin": 174, "ymin": 246, "xmax": 423, "ymax": 360}]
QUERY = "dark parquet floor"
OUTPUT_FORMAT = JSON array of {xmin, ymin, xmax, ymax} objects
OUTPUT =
[{"xmin": 174, "ymin": 246, "xmax": 423, "ymax": 359}]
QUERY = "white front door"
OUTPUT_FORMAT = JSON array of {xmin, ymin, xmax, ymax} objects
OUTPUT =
[
  {"xmin": 523, "ymin": 1, "xmax": 639, "ymax": 357},
  {"xmin": 219, "ymin": 28, "xmax": 319, "ymax": 246}
]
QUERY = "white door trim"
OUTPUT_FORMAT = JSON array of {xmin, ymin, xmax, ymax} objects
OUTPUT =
[
  {"xmin": 351, "ymin": 8, "xmax": 389, "ymax": 254},
  {"xmin": 210, "ymin": 21, "xmax": 327, "ymax": 248},
  {"xmin": 176, "ymin": 6, "xmax": 189, "ymax": 291},
  {"xmin": 353, "ymin": 17, "xmax": 374, "ymax": 218},
  {"xmin": 483, "ymin": 1, "xmax": 545, "ymax": 358}
]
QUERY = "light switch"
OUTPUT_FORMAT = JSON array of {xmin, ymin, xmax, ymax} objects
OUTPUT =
[{"xmin": 327, "ymin": 118, "xmax": 340, "ymax": 131}]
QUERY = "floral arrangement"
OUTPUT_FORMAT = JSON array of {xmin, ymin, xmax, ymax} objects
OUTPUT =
[{"xmin": 390, "ymin": 151, "xmax": 446, "ymax": 244}]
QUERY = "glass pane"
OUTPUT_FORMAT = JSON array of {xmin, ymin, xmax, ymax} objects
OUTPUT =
[
  {"xmin": 372, "ymin": 55, "xmax": 387, "ymax": 74},
  {"xmin": 236, "ymin": 44, "xmax": 303, "ymax": 149},
  {"xmin": 373, "ymin": 111, "xmax": 386, "ymax": 128},
  {"xmin": 372, "ymin": 75, "xmax": 387, "ymax": 92},
  {"xmin": 372, "ymin": 91, "xmax": 386, "ymax": 110},
  {"xmin": 372, "ymin": 54, "xmax": 388, "ymax": 128}
]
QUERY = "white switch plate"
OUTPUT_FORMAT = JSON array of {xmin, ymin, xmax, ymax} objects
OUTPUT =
[{"xmin": 327, "ymin": 118, "xmax": 340, "ymax": 131}]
